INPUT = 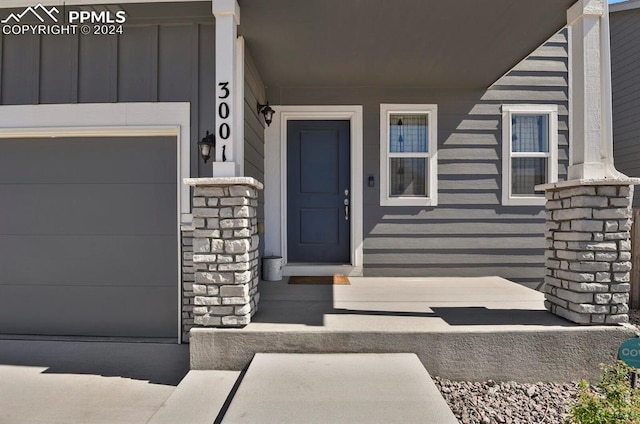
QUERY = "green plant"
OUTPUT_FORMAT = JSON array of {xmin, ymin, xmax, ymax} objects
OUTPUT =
[{"xmin": 567, "ymin": 361, "xmax": 640, "ymax": 424}]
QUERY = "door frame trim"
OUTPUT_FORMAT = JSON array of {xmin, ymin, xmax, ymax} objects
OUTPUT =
[
  {"xmin": 0, "ymin": 102, "xmax": 190, "ymax": 343},
  {"xmin": 264, "ymin": 105, "xmax": 363, "ymax": 276}
]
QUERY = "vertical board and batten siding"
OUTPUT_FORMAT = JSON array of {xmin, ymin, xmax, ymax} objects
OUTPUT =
[
  {"xmin": 611, "ymin": 8, "xmax": 640, "ymax": 208},
  {"xmin": 273, "ymin": 30, "xmax": 569, "ymax": 286},
  {"xmin": 0, "ymin": 17, "xmax": 265, "ymax": 205},
  {"xmin": 0, "ymin": 19, "xmax": 215, "ymax": 180},
  {"xmin": 244, "ymin": 48, "xmax": 266, "ymax": 254}
]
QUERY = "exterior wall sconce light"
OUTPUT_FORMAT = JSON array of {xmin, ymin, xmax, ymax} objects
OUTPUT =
[
  {"xmin": 198, "ymin": 130, "xmax": 215, "ymax": 163},
  {"xmin": 397, "ymin": 118, "xmax": 404, "ymax": 152},
  {"xmin": 257, "ymin": 102, "xmax": 275, "ymax": 126}
]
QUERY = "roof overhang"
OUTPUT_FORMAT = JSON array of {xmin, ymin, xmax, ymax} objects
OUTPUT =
[
  {"xmin": 610, "ymin": 0, "xmax": 640, "ymax": 13},
  {"xmin": 0, "ymin": 0, "xmax": 577, "ymax": 90},
  {"xmin": 238, "ymin": 0, "xmax": 576, "ymax": 90}
]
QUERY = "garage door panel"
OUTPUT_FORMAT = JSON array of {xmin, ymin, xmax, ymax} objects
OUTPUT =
[
  {"xmin": 0, "ymin": 137, "xmax": 177, "ymax": 184},
  {"xmin": 0, "ymin": 235, "xmax": 177, "ymax": 286},
  {"xmin": 0, "ymin": 135, "xmax": 179, "ymax": 338},
  {"xmin": 0, "ymin": 285, "xmax": 177, "ymax": 338},
  {"xmin": 0, "ymin": 184, "xmax": 176, "ymax": 234}
]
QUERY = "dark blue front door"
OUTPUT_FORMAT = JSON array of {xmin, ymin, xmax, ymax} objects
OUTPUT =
[{"xmin": 287, "ymin": 120, "xmax": 351, "ymax": 263}]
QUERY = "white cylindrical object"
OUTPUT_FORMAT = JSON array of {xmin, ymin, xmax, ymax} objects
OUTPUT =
[{"xmin": 262, "ymin": 256, "xmax": 283, "ymax": 281}]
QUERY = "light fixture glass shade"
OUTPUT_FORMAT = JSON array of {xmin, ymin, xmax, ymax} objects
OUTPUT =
[
  {"xmin": 198, "ymin": 131, "xmax": 215, "ymax": 163},
  {"xmin": 257, "ymin": 102, "xmax": 276, "ymax": 127}
]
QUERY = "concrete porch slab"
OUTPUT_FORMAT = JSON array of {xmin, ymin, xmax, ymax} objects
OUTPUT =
[
  {"xmin": 220, "ymin": 353, "xmax": 458, "ymax": 424},
  {"xmin": 190, "ymin": 277, "xmax": 639, "ymax": 382}
]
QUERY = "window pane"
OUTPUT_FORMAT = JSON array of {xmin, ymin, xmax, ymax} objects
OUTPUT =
[
  {"xmin": 511, "ymin": 114, "xmax": 549, "ymax": 153},
  {"xmin": 390, "ymin": 158, "xmax": 427, "ymax": 196},
  {"xmin": 389, "ymin": 113, "xmax": 428, "ymax": 153},
  {"xmin": 512, "ymin": 158, "xmax": 547, "ymax": 196}
]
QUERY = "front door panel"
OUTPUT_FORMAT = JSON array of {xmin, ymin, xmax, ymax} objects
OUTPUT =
[{"xmin": 287, "ymin": 120, "xmax": 351, "ymax": 263}]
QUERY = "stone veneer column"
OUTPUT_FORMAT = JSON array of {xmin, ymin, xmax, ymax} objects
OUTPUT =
[
  {"xmin": 541, "ymin": 179, "xmax": 639, "ymax": 324},
  {"xmin": 184, "ymin": 177, "xmax": 263, "ymax": 327}
]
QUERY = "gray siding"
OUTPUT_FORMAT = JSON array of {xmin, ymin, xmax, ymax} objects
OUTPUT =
[
  {"xmin": 244, "ymin": 47, "xmax": 266, "ymax": 254},
  {"xmin": 0, "ymin": 11, "xmax": 268, "ymax": 188},
  {"xmin": 611, "ymin": 8, "xmax": 640, "ymax": 207},
  {"xmin": 0, "ymin": 9, "xmax": 214, "ymax": 179},
  {"xmin": 0, "ymin": 4, "xmax": 567, "ymax": 285},
  {"xmin": 272, "ymin": 30, "xmax": 569, "ymax": 286}
]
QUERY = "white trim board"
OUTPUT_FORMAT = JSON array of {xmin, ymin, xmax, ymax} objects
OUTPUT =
[
  {"xmin": 264, "ymin": 105, "xmax": 364, "ymax": 277},
  {"xmin": 235, "ymin": 36, "xmax": 245, "ymax": 176},
  {"xmin": 0, "ymin": 0, "xmax": 205, "ymax": 6},
  {"xmin": 610, "ymin": 0, "xmax": 640, "ymax": 13},
  {"xmin": 0, "ymin": 102, "xmax": 191, "ymax": 216},
  {"xmin": 0, "ymin": 102, "xmax": 191, "ymax": 343}
]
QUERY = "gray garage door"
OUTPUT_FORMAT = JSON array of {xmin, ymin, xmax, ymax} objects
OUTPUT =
[{"xmin": 0, "ymin": 136, "xmax": 178, "ymax": 338}]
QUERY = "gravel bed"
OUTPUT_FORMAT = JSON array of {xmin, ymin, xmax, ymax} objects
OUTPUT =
[
  {"xmin": 434, "ymin": 309, "xmax": 640, "ymax": 424},
  {"xmin": 433, "ymin": 310, "xmax": 640, "ymax": 423},
  {"xmin": 435, "ymin": 377, "xmax": 579, "ymax": 424}
]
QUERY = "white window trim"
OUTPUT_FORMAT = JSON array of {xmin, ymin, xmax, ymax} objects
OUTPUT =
[
  {"xmin": 379, "ymin": 104, "xmax": 438, "ymax": 207},
  {"xmin": 501, "ymin": 104, "xmax": 558, "ymax": 206}
]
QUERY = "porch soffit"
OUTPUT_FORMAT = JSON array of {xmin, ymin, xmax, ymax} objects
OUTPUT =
[
  {"xmin": 238, "ymin": 0, "xmax": 576, "ymax": 90},
  {"xmin": 0, "ymin": 0, "xmax": 575, "ymax": 89}
]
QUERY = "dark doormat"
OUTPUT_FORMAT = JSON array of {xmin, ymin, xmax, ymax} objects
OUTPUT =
[{"xmin": 288, "ymin": 275, "xmax": 350, "ymax": 285}]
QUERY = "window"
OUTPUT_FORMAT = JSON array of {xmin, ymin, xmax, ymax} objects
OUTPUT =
[
  {"xmin": 502, "ymin": 104, "xmax": 558, "ymax": 206},
  {"xmin": 380, "ymin": 104, "xmax": 438, "ymax": 206}
]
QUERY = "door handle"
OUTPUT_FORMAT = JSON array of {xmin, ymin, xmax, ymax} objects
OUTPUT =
[{"xmin": 344, "ymin": 198, "xmax": 349, "ymax": 220}]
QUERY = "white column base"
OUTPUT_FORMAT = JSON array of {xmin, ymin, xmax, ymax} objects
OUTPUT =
[
  {"xmin": 568, "ymin": 162, "xmax": 608, "ymax": 181},
  {"xmin": 212, "ymin": 162, "xmax": 239, "ymax": 177}
]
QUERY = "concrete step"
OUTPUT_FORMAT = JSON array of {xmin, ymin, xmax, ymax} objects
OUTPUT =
[
  {"xmin": 220, "ymin": 353, "xmax": 458, "ymax": 424},
  {"xmin": 146, "ymin": 370, "xmax": 240, "ymax": 424},
  {"xmin": 190, "ymin": 325, "xmax": 638, "ymax": 382},
  {"xmin": 190, "ymin": 277, "xmax": 639, "ymax": 382}
]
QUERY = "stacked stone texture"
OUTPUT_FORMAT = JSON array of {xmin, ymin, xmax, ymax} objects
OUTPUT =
[
  {"xmin": 191, "ymin": 185, "xmax": 260, "ymax": 327},
  {"xmin": 181, "ymin": 226, "xmax": 195, "ymax": 340},
  {"xmin": 544, "ymin": 184, "xmax": 634, "ymax": 324}
]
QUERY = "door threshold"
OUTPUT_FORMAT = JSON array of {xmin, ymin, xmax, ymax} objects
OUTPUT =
[{"xmin": 283, "ymin": 264, "xmax": 363, "ymax": 277}]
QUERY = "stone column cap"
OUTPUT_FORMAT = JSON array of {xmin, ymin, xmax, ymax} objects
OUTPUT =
[
  {"xmin": 184, "ymin": 177, "xmax": 264, "ymax": 190},
  {"xmin": 536, "ymin": 177, "xmax": 640, "ymax": 191}
]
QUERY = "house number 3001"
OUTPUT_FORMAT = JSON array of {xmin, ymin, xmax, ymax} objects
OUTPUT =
[{"xmin": 218, "ymin": 82, "xmax": 231, "ymax": 141}]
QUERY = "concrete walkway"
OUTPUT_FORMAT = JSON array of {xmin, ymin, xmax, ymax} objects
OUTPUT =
[
  {"xmin": 147, "ymin": 370, "xmax": 240, "ymax": 424},
  {"xmin": 0, "ymin": 339, "xmax": 189, "ymax": 424},
  {"xmin": 0, "ymin": 339, "xmax": 457, "ymax": 424},
  {"xmin": 221, "ymin": 353, "xmax": 458, "ymax": 424}
]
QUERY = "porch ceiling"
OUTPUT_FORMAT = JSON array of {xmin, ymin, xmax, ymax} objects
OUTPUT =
[{"xmin": 238, "ymin": 0, "xmax": 576, "ymax": 90}]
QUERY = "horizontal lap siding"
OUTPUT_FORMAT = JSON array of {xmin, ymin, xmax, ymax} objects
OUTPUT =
[
  {"xmin": 0, "ymin": 16, "xmax": 215, "ymax": 179},
  {"xmin": 275, "ymin": 29, "xmax": 568, "ymax": 286},
  {"xmin": 373, "ymin": 30, "xmax": 568, "ymax": 285},
  {"xmin": 244, "ymin": 48, "xmax": 266, "ymax": 254},
  {"xmin": 611, "ymin": 9, "xmax": 640, "ymax": 207}
]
